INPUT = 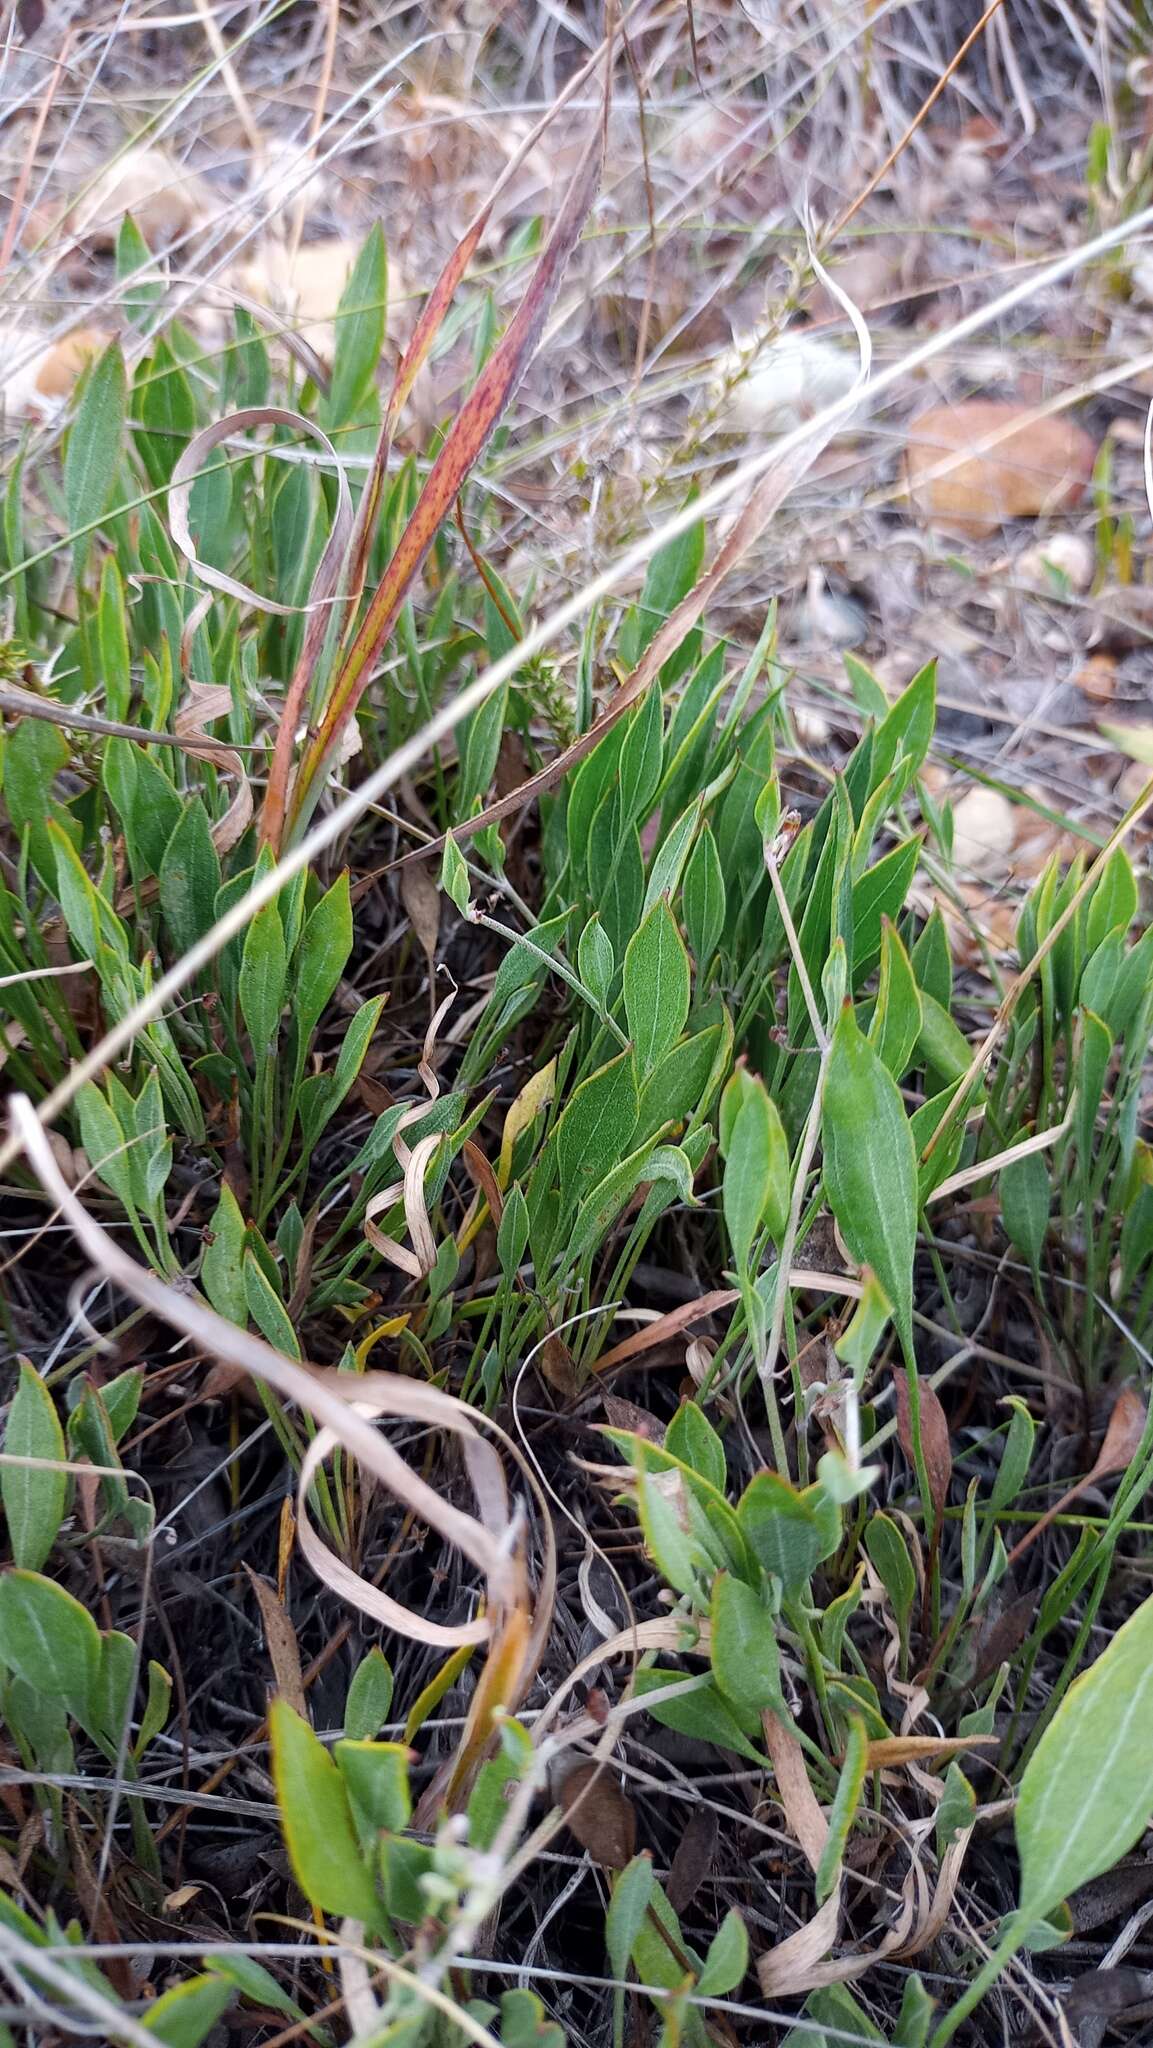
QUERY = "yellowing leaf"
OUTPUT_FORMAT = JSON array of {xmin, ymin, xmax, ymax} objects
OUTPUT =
[{"xmin": 499, "ymin": 1058, "xmax": 556, "ymax": 1187}]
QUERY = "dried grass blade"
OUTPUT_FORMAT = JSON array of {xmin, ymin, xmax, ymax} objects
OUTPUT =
[
  {"xmin": 1006, "ymin": 1383, "xmax": 1147, "ymax": 1566},
  {"xmin": 169, "ymin": 406, "xmax": 351, "ymax": 616},
  {"xmin": 244, "ymin": 1564, "xmax": 308, "ymax": 1717},
  {"xmin": 10, "ymin": 1094, "xmax": 509, "ymax": 1606},
  {"xmin": 288, "ymin": 96, "xmax": 609, "ymax": 834}
]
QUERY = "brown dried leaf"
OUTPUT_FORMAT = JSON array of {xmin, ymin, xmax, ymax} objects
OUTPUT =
[
  {"xmin": 667, "ymin": 1805, "xmax": 717, "ymax": 1913},
  {"xmin": 243, "ymin": 1566, "xmax": 307, "ymax": 1719},
  {"xmin": 1062, "ymin": 1968, "xmax": 1153, "ymax": 2027},
  {"xmin": 401, "ymin": 859, "xmax": 441, "ymax": 975},
  {"xmin": 972, "ymin": 1590, "xmax": 1035, "ymax": 1684},
  {"xmin": 560, "ymin": 1761, "xmax": 637, "ymax": 1870},
  {"xmin": 894, "ymin": 1370, "xmax": 952, "ymax": 1529},
  {"xmin": 602, "ymin": 1393, "xmax": 665, "ymax": 1444},
  {"xmin": 863, "ymin": 1735, "xmax": 996, "ymax": 1769},
  {"xmin": 591, "ymin": 1289, "xmax": 739, "ymax": 1374},
  {"xmin": 538, "ymin": 1330, "xmax": 585, "ymax": 1400},
  {"xmin": 1006, "ymin": 1383, "xmax": 1147, "ymax": 1566},
  {"xmin": 761, "ymin": 1709, "xmax": 827, "ymax": 1873}
]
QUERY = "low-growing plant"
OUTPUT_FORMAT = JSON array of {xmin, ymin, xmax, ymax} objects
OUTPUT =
[{"xmin": 2, "ymin": 109, "xmax": 1153, "ymax": 2048}]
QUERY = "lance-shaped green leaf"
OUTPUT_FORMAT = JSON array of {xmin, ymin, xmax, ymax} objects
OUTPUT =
[
  {"xmin": 1015, "ymin": 1587, "xmax": 1153, "ymax": 1928},
  {"xmin": 823, "ymin": 1001, "xmax": 917, "ymax": 1356},
  {"xmin": 65, "ymin": 340, "xmax": 126, "ymax": 576},
  {"xmin": 623, "ymin": 898, "xmax": 690, "ymax": 1078}
]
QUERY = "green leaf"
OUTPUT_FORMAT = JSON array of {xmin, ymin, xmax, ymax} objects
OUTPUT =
[
  {"xmin": 602, "ymin": 821, "xmax": 644, "ymax": 959},
  {"xmin": 1000, "ymin": 1143, "xmax": 1049, "ymax": 1272},
  {"xmin": 697, "ymin": 1908, "xmax": 748, "ymax": 1996},
  {"xmin": 893, "ymin": 1975, "xmax": 934, "ymax": 2048},
  {"xmin": 623, "ymin": 898, "xmax": 691, "ymax": 1079},
  {"xmin": 823, "ymin": 1003, "xmax": 917, "ymax": 1354},
  {"xmin": 497, "ymin": 1184, "xmax": 530, "ymax": 1279},
  {"xmin": 1015, "ymin": 1588, "xmax": 1153, "ymax": 1926},
  {"xmin": 244, "ymin": 1254, "xmax": 300, "ymax": 1359},
  {"xmin": 95, "ymin": 1628, "xmax": 136, "ymax": 1748},
  {"xmin": 665, "ymin": 1403, "xmax": 725, "ymax": 1491},
  {"xmin": 116, "ymin": 213, "xmax": 164, "ymax": 326},
  {"xmin": 633, "ymin": 510, "xmax": 704, "ymax": 653},
  {"xmin": 682, "ymin": 825, "xmax": 726, "ymax": 973},
  {"xmin": 440, "ymin": 832, "xmax": 471, "ymax": 915},
  {"xmin": 240, "ymin": 901, "xmax": 288, "ymax": 1052},
  {"xmin": 606, "ymin": 1853, "xmax": 654, "ymax": 1978},
  {"xmin": 104, "ymin": 739, "xmax": 181, "ymax": 886},
  {"xmin": 204, "ymin": 1955, "xmax": 314, "ymax": 2037},
  {"xmin": 636, "ymin": 1021, "xmax": 725, "ymax": 1143},
  {"xmin": 201, "ymin": 1184, "xmax": 247, "ymax": 1325},
  {"xmin": 144, "ymin": 1974, "xmax": 235, "ymax": 2046},
  {"xmin": 324, "ymin": 225, "xmax": 387, "ymax": 428},
  {"xmin": 642, "ymin": 799, "xmax": 703, "ymax": 918},
  {"xmin": 159, "ymin": 800, "xmax": 222, "ymax": 959},
  {"xmin": 0, "ymin": 1570, "xmax": 100, "ymax": 1721},
  {"xmin": 710, "ymin": 1573, "xmax": 781, "ymax": 1718},
  {"xmin": 459, "ymin": 679, "xmax": 509, "ymax": 814},
  {"xmin": 738, "ymin": 1471, "xmax": 822, "ymax": 1593},
  {"xmin": 633, "ymin": 1669, "xmax": 765, "ymax": 1766},
  {"xmin": 843, "ymin": 651, "xmax": 890, "ymax": 720},
  {"xmin": 990, "ymin": 1398, "xmax": 1035, "ymax": 1517},
  {"xmin": 863, "ymin": 1512, "xmax": 915, "ymax": 1636},
  {"xmin": 135, "ymin": 1660, "xmax": 173, "ymax": 1757},
  {"xmin": 577, "ymin": 914, "xmax": 615, "ymax": 1010},
  {"xmin": 297, "ymin": 994, "xmax": 385, "ymax": 1151},
  {"xmin": 912, "ymin": 904, "xmax": 952, "ymax": 1010},
  {"xmin": 335, "ymin": 1738, "xmax": 412, "ymax": 1838},
  {"xmin": 6, "ymin": 718, "xmax": 78, "ymax": 888},
  {"xmin": 65, "ymin": 340, "xmax": 126, "ymax": 575},
  {"xmin": 98, "ymin": 557, "xmax": 132, "ymax": 720},
  {"xmin": 916, "ymin": 991, "xmax": 972, "ymax": 1088},
  {"xmin": 870, "ymin": 919, "xmax": 922, "ymax": 1078},
  {"xmin": 1086, "ymin": 845, "xmax": 1138, "ymax": 954},
  {"xmin": 633, "ymin": 1456, "xmax": 707, "ymax": 1597},
  {"xmin": 787, "ymin": 1986, "xmax": 885, "ymax": 2048},
  {"xmin": 345, "ymin": 1646, "xmax": 394, "ymax": 1740},
  {"xmin": 2, "ymin": 1363, "xmax": 67, "ymax": 1572},
  {"xmin": 269, "ymin": 1697, "xmax": 379, "ymax": 1922},
  {"xmin": 135, "ymin": 336, "xmax": 197, "ymax": 488},
  {"xmin": 815, "ymin": 1715, "xmax": 868, "ymax": 1903},
  {"xmin": 834, "ymin": 1270, "xmax": 895, "ymax": 1384},
  {"xmin": 618, "ymin": 685, "xmax": 664, "ymax": 825},
  {"xmin": 555, "ymin": 1052, "xmax": 639, "ymax": 1203},
  {"xmin": 499, "ymin": 1989, "xmax": 564, "ymax": 2048},
  {"xmin": 936, "ymin": 1761, "xmax": 975, "ymax": 1856},
  {"xmin": 872, "ymin": 660, "xmax": 935, "ymax": 787},
  {"xmin": 76, "ymin": 1083, "xmax": 137, "ymax": 1221},
  {"xmin": 296, "ymin": 873, "xmax": 353, "ymax": 1042},
  {"xmin": 721, "ymin": 1072, "xmax": 789, "ymax": 1266}
]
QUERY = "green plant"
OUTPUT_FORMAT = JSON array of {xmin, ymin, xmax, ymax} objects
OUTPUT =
[{"xmin": 3, "ymin": 82, "xmax": 1153, "ymax": 2044}]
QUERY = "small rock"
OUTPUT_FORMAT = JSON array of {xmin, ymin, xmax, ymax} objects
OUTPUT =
[
  {"xmin": 905, "ymin": 401, "xmax": 1097, "ymax": 538},
  {"xmin": 1077, "ymin": 655, "xmax": 1117, "ymax": 705},
  {"xmin": 721, "ymin": 332, "xmax": 858, "ymax": 436},
  {"xmin": 1015, "ymin": 531, "xmax": 1095, "ymax": 594},
  {"xmin": 804, "ymin": 568, "xmax": 868, "ymax": 646},
  {"xmin": 230, "ymin": 236, "xmax": 401, "ymax": 364},
  {"xmin": 950, "ymin": 785, "xmax": 1017, "ymax": 872},
  {"xmin": 0, "ymin": 325, "xmax": 112, "ymax": 417},
  {"xmin": 63, "ymin": 146, "xmax": 210, "ymax": 249}
]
